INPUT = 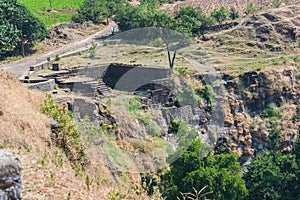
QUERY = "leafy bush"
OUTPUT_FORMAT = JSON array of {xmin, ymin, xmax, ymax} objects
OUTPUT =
[
  {"xmin": 262, "ymin": 103, "xmax": 280, "ymax": 119},
  {"xmin": 246, "ymin": 2, "xmax": 257, "ymax": 15},
  {"xmin": 174, "ymin": 66, "xmax": 189, "ymax": 76},
  {"xmin": 211, "ymin": 6, "xmax": 229, "ymax": 24},
  {"xmin": 229, "ymin": 7, "xmax": 239, "ymax": 20},
  {"xmin": 160, "ymin": 139, "xmax": 247, "ymax": 200},
  {"xmin": 41, "ymin": 94, "xmax": 85, "ymax": 166},
  {"xmin": 195, "ymin": 84, "xmax": 214, "ymax": 104}
]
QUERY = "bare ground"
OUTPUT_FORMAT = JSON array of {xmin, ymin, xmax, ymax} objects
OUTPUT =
[{"xmin": 0, "ymin": 22, "xmax": 118, "ymax": 79}]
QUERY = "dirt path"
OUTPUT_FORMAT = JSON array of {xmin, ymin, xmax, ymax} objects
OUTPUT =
[{"xmin": 0, "ymin": 22, "xmax": 118, "ymax": 79}]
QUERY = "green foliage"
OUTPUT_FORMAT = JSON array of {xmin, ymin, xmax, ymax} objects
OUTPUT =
[
  {"xmin": 72, "ymin": 0, "xmax": 125, "ymax": 23},
  {"xmin": 195, "ymin": 84, "xmax": 214, "ymax": 104},
  {"xmin": 174, "ymin": 6, "xmax": 215, "ymax": 36},
  {"xmin": 262, "ymin": 103, "xmax": 280, "ymax": 119},
  {"xmin": 108, "ymin": 191, "xmax": 126, "ymax": 200},
  {"xmin": 272, "ymin": 0, "xmax": 286, "ymax": 8},
  {"xmin": 114, "ymin": 5, "xmax": 175, "ymax": 32},
  {"xmin": 244, "ymin": 151, "xmax": 299, "ymax": 200},
  {"xmin": 55, "ymin": 54, "xmax": 60, "ymax": 61},
  {"xmin": 160, "ymin": 139, "xmax": 247, "ymax": 200},
  {"xmin": 229, "ymin": 7, "xmax": 239, "ymax": 20},
  {"xmin": 41, "ymin": 94, "xmax": 85, "ymax": 166},
  {"xmin": 114, "ymin": 4, "xmax": 214, "ymax": 36},
  {"xmin": 211, "ymin": 6, "xmax": 229, "ymax": 24},
  {"xmin": 293, "ymin": 106, "xmax": 300, "ymax": 122},
  {"xmin": 294, "ymin": 55, "xmax": 300, "ymax": 63},
  {"xmin": 0, "ymin": 20, "xmax": 20, "ymax": 57},
  {"xmin": 0, "ymin": 0, "xmax": 48, "ymax": 58},
  {"xmin": 89, "ymin": 42, "xmax": 97, "ymax": 58},
  {"xmin": 246, "ymin": 3, "xmax": 257, "ymax": 15},
  {"xmin": 19, "ymin": 0, "xmax": 84, "ymax": 27},
  {"xmin": 174, "ymin": 66, "xmax": 189, "ymax": 76},
  {"xmin": 128, "ymin": 97, "xmax": 162, "ymax": 137}
]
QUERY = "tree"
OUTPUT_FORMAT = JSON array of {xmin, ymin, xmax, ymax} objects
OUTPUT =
[
  {"xmin": 0, "ymin": 19, "xmax": 20, "ymax": 58},
  {"xmin": 0, "ymin": 0, "xmax": 48, "ymax": 58},
  {"xmin": 244, "ymin": 151, "xmax": 299, "ymax": 200},
  {"xmin": 211, "ymin": 6, "xmax": 229, "ymax": 25},
  {"xmin": 72, "ymin": 0, "xmax": 126, "ymax": 24},
  {"xmin": 160, "ymin": 139, "xmax": 248, "ymax": 200},
  {"xmin": 174, "ymin": 6, "xmax": 215, "ymax": 36}
]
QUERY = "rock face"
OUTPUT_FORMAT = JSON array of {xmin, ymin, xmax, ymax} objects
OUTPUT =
[
  {"xmin": 0, "ymin": 150, "xmax": 22, "ymax": 200},
  {"xmin": 215, "ymin": 67, "xmax": 300, "ymax": 162}
]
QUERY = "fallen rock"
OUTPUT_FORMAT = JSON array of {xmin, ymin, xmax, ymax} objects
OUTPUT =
[{"xmin": 0, "ymin": 150, "xmax": 22, "ymax": 200}]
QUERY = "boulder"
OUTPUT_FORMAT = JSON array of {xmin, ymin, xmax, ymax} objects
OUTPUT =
[{"xmin": 0, "ymin": 150, "xmax": 22, "ymax": 200}]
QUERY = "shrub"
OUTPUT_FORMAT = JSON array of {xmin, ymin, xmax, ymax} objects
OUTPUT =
[
  {"xmin": 229, "ymin": 7, "xmax": 239, "ymax": 20},
  {"xmin": 262, "ymin": 103, "xmax": 280, "ymax": 119},
  {"xmin": 41, "ymin": 94, "xmax": 85, "ymax": 166},
  {"xmin": 246, "ymin": 2, "xmax": 257, "ymax": 15}
]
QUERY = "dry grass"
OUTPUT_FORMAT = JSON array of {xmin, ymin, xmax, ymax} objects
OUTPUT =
[{"xmin": 0, "ymin": 71, "xmax": 158, "ymax": 199}]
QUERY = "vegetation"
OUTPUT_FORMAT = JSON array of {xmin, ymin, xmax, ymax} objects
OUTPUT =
[
  {"xmin": 73, "ymin": 0, "xmax": 218, "ymax": 36},
  {"xmin": 18, "ymin": 0, "xmax": 84, "ymax": 27},
  {"xmin": 272, "ymin": 0, "xmax": 286, "ymax": 8},
  {"xmin": 229, "ymin": 7, "xmax": 239, "ymax": 20},
  {"xmin": 246, "ymin": 2, "xmax": 257, "ymax": 15},
  {"xmin": 72, "ymin": 0, "xmax": 125, "ymax": 24},
  {"xmin": 244, "ymin": 150, "xmax": 300, "ymax": 200},
  {"xmin": 160, "ymin": 139, "xmax": 248, "ymax": 200},
  {"xmin": 0, "ymin": 0, "xmax": 48, "ymax": 59},
  {"xmin": 211, "ymin": 7, "xmax": 229, "ymax": 25},
  {"xmin": 41, "ymin": 94, "xmax": 85, "ymax": 166}
]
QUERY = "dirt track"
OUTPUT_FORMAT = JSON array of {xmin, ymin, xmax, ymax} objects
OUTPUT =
[{"xmin": 0, "ymin": 22, "xmax": 117, "ymax": 79}]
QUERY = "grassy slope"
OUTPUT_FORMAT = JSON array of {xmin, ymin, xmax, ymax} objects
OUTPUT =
[
  {"xmin": 0, "ymin": 71, "xmax": 155, "ymax": 199},
  {"xmin": 18, "ymin": 0, "xmax": 84, "ymax": 27}
]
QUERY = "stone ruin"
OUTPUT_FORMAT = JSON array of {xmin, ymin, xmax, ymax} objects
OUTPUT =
[{"xmin": 0, "ymin": 150, "xmax": 22, "ymax": 200}]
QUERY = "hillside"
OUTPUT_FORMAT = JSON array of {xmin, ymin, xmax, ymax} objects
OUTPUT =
[
  {"xmin": 198, "ymin": 4, "xmax": 300, "ymax": 76},
  {"xmin": 0, "ymin": 71, "xmax": 155, "ymax": 199},
  {"xmin": 168, "ymin": 0, "xmax": 300, "ymax": 14},
  {"xmin": 1, "ymin": 0, "xmax": 300, "ymax": 199}
]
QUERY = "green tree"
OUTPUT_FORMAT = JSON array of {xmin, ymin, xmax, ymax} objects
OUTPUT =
[
  {"xmin": 211, "ymin": 6, "xmax": 229, "ymax": 25},
  {"xmin": 160, "ymin": 139, "xmax": 247, "ymax": 200},
  {"xmin": 0, "ymin": 19, "xmax": 20, "ymax": 58},
  {"xmin": 114, "ymin": 4, "xmax": 174, "ymax": 32},
  {"xmin": 174, "ymin": 6, "xmax": 214, "ymax": 36},
  {"xmin": 244, "ymin": 151, "xmax": 299, "ymax": 200},
  {"xmin": 72, "ymin": 0, "xmax": 125, "ymax": 24},
  {"xmin": 0, "ymin": 0, "xmax": 48, "ymax": 57}
]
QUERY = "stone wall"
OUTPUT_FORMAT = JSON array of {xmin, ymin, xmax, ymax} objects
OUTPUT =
[
  {"xmin": 0, "ymin": 150, "xmax": 22, "ymax": 200},
  {"xmin": 28, "ymin": 79, "xmax": 55, "ymax": 92}
]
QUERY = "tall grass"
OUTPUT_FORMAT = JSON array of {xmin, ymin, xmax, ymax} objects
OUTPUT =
[{"xmin": 18, "ymin": 0, "xmax": 84, "ymax": 27}]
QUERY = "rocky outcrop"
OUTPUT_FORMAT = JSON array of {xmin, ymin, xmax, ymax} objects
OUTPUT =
[
  {"xmin": 215, "ymin": 67, "xmax": 299, "ymax": 160},
  {"xmin": 0, "ymin": 150, "xmax": 22, "ymax": 200}
]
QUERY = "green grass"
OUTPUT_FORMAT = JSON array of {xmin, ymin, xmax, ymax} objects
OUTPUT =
[{"xmin": 18, "ymin": 0, "xmax": 84, "ymax": 27}]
